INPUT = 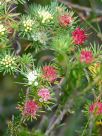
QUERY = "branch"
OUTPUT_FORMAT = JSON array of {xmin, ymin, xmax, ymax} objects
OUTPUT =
[
  {"xmin": 45, "ymin": 98, "xmax": 74, "ymax": 136},
  {"xmin": 58, "ymin": 0, "xmax": 102, "ymax": 15}
]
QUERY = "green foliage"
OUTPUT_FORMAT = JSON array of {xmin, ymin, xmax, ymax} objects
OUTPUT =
[
  {"xmin": 52, "ymin": 34, "xmax": 73, "ymax": 53},
  {"xmin": 90, "ymin": 43, "xmax": 102, "ymax": 58},
  {"xmin": 6, "ymin": 118, "xmax": 44, "ymax": 136},
  {"xmin": 18, "ymin": 53, "xmax": 34, "ymax": 71}
]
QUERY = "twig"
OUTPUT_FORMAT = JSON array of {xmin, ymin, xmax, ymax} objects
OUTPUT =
[
  {"xmin": 45, "ymin": 98, "xmax": 74, "ymax": 136},
  {"xmin": 58, "ymin": 0, "xmax": 102, "ymax": 15}
]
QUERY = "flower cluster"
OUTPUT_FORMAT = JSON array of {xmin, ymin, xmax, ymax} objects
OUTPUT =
[
  {"xmin": 89, "ymin": 102, "xmax": 102, "ymax": 115},
  {"xmin": 42, "ymin": 66, "xmax": 57, "ymax": 83},
  {"xmin": 72, "ymin": 27, "xmax": 87, "ymax": 45},
  {"xmin": 26, "ymin": 70, "xmax": 38, "ymax": 86},
  {"xmin": 80, "ymin": 50, "xmax": 93, "ymax": 64},
  {"xmin": 38, "ymin": 10, "xmax": 53, "ymax": 23},
  {"xmin": 0, "ymin": 53, "xmax": 17, "ymax": 74},
  {"xmin": 32, "ymin": 31, "xmax": 48, "ymax": 45},
  {"xmin": 89, "ymin": 63, "xmax": 102, "ymax": 85},
  {"xmin": 38, "ymin": 88, "xmax": 51, "ymax": 102},
  {"xmin": 59, "ymin": 14, "xmax": 73, "ymax": 27},
  {"xmin": 22, "ymin": 19, "xmax": 34, "ymax": 32},
  {"xmin": 22, "ymin": 100, "xmax": 38, "ymax": 117}
]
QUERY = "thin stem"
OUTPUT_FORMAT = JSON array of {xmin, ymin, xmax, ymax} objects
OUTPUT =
[{"xmin": 81, "ymin": 119, "xmax": 89, "ymax": 136}]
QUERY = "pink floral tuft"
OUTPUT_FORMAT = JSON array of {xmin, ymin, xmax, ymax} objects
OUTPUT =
[
  {"xmin": 89, "ymin": 102, "xmax": 102, "ymax": 115},
  {"xmin": 42, "ymin": 66, "xmax": 57, "ymax": 82},
  {"xmin": 72, "ymin": 27, "xmax": 87, "ymax": 45},
  {"xmin": 38, "ymin": 88, "xmax": 51, "ymax": 101},
  {"xmin": 80, "ymin": 50, "xmax": 93, "ymax": 64},
  {"xmin": 59, "ymin": 15, "xmax": 72, "ymax": 27},
  {"xmin": 23, "ymin": 100, "xmax": 38, "ymax": 117}
]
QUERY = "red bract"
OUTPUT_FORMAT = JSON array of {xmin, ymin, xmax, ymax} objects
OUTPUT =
[
  {"xmin": 80, "ymin": 50, "xmax": 93, "ymax": 64},
  {"xmin": 38, "ymin": 88, "xmax": 51, "ymax": 101},
  {"xmin": 59, "ymin": 15, "xmax": 72, "ymax": 27},
  {"xmin": 42, "ymin": 66, "xmax": 57, "ymax": 82},
  {"xmin": 23, "ymin": 100, "xmax": 38, "ymax": 117},
  {"xmin": 72, "ymin": 27, "xmax": 87, "ymax": 45},
  {"xmin": 89, "ymin": 102, "xmax": 102, "ymax": 115}
]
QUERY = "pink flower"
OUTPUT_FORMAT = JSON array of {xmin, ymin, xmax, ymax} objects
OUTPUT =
[
  {"xmin": 42, "ymin": 66, "xmax": 57, "ymax": 82},
  {"xmin": 72, "ymin": 27, "xmax": 87, "ymax": 45},
  {"xmin": 23, "ymin": 100, "xmax": 38, "ymax": 117},
  {"xmin": 80, "ymin": 50, "xmax": 93, "ymax": 64},
  {"xmin": 59, "ymin": 15, "xmax": 72, "ymax": 27},
  {"xmin": 89, "ymin": 102, "xmax": 102, "ymax": 115},
  {"xmin": 38, "ymin": 88, "xmax": 51, "ymax": 101}
]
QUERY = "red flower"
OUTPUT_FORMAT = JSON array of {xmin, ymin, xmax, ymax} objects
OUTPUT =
[
  {"xmin": 42, "ymin": 66, "xmax": 57, "ymax": 82},
  {"xmin": 72, "ymin": 27, "xmax": 87, "ymax": 45},
  {"xmin": 38, "ymin": 88, "xmax": 51, "ymax": 101},
  {"xmin": 80, "ymin": 50, "xmax": 93, "ymax": 64},
  {"xmin": 89, "ymin": 102, "xmax": 102, "ymax": 115},
  {"xmin": 23, "ymin": 100, "xmax": 38, "ymax": 117},
  {"xmin": 59, "ymin": 15, "xmax": 72, "ymax": 27}
]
